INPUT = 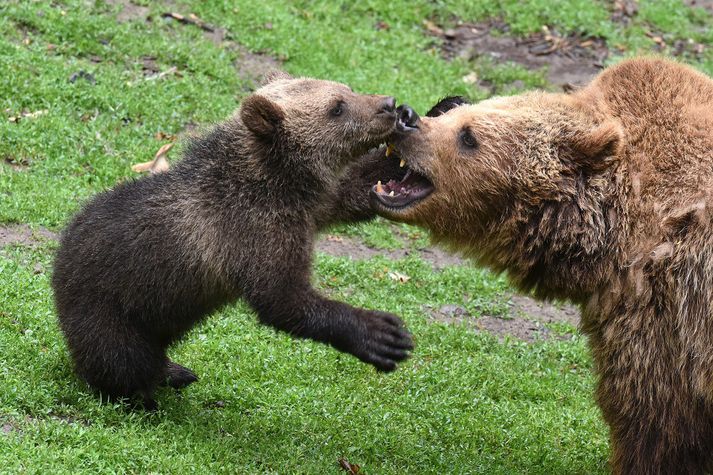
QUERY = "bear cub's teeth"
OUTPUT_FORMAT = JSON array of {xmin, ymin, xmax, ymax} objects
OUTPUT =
[
  {"xmin": 385, "ymin": 143, "xmax": 395, "ymax": 157},
  {"xmin": 399, "ymin": 158, "xmax": 406, "ymax": 168},
  {"xmin": 376, "ymin": 180, "xmax": 384, "ymax": 193}
]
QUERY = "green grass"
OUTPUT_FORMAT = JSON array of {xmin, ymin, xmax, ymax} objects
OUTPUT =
[{"xmin": 1, "ymin": 0, "xmax": 710, "ymax": 473}]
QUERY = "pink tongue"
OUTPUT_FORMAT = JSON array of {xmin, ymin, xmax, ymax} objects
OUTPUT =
[{"xmin": 385, "ymin": 169, "xmax": 413, "ymax": 194}]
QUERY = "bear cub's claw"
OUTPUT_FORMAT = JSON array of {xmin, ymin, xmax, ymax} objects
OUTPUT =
[
  {"xmin": 164, "ymin": 361, "xmax": 199, "ymax": 389},
  {"xmin": 354, "ymin": 310, "xmax": 414, "ymax": 372}
]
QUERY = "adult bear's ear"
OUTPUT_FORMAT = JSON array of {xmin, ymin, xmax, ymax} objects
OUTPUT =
[
  {"xmin": 571, "ymin": 120, "xmax": 624, "ymax": 172},
  {"xmin": 240, "ymin": 94, "xmax": 285, "ymax": 140},
  {"xmin": 426, "ymin": 96, "xmax": 471, "ymax": 118}
]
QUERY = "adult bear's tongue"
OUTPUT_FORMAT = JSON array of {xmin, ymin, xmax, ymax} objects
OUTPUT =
[{"xmin": 372, "ymin": 168, "xmax": 434, "ymax": 208}]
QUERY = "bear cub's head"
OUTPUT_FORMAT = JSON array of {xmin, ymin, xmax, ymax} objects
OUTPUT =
[{"xmin": 240, "ymin": 72, "xmax": 397, "ymax": 176}]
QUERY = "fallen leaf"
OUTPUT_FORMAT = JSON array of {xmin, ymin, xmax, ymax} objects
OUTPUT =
[
  {"xmin": 338, "ymin": 458, "xmax": 362, "ymax": 474},
  {"xmin": 132, "ymin": 143, "xmax": 173, "ymax": 174},
  {"xmin": 7, "ymin": 109, "xmax": 48, "ymax": 123},
  {"xmin": 154, "ymin": 131, "xmax": 177, "ymax": 142},
  {"xmin": 162, "ymin": 11, "xmax": 216, "ymax": 32},
  {"xmin": 462, "ymin": 72, "xmax": 479, "ymax": 84},
  {"xmin": 387, "ymin": 271, "xmax": 411, "ymax": 283},
  {"xmin": 326, "ymin": 235, "xmax": 344, "ymax": 242},
  {"xmin": 127, "ymin": 66, "xmax": 178, "ymax": 87},
  {"xmin": 374, "ymin": 20, "xmax": 389, "ymax": 31},
  {"xmin": 24, "ymin": 109, "xmax": 48, "ymax": 119},
  {"xmin": 423, "ymin": 19, "xmax": 443, "ymax": 36}
]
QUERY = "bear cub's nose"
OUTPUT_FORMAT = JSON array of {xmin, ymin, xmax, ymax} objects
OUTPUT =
[
  {"xmin": 396, "ymin": 104, "xmax": 420, "ymax": 132},
  {"xmin": 378, "ymin": 96, "xmax": 396, "ymax": 115}
]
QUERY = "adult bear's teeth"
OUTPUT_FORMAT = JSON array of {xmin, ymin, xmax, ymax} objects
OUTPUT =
[
  {"xmin": 400, "ymin": 158, "xmax": 406, "ymax": 168},
  {"xmin": 376, "ymin": 180, "xmax": 384, "ymax": 193},
  {"xmin": 388, "ymin": 191, "xmax": 395, "ymax": 197}
]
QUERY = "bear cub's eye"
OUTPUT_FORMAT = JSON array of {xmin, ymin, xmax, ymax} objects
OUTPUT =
[
  {"xmin": 330, "ymin": 100, "xmax": 346, "ymax": 117},
  {"xmin": 460, "ymin": 129, "xmax": 478, "ymax": 149}
]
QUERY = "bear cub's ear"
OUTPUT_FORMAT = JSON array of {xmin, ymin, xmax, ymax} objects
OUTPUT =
[
  {"xmin": 572, "ymin": 120, "xmax": 624, "ymax": 172},
  {"xmin": 240, "ymin": 95, "xmax": 286, "ymax": 141},
  {"xmin": 262, "ymin": 70, "xmax": 293, "ymax": 85}
]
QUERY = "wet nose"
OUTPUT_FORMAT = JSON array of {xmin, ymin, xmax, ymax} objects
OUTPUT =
[
  {"xmin": 396, "ymin": 104, "xmax": 420, "ymax": 131},
  {"xmin": 378, "ymin": 96, "xmax": 396, "ymax": 114}
]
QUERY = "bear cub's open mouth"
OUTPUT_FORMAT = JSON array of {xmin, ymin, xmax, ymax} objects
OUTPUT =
[{"xmin": 370, "ymin": 145, "xmax": 434, "ymax": 209}]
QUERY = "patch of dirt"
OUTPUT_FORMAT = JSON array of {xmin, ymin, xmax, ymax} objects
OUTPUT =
[
  {"xmin": 685, "ymin": 0, "xmax": 713, "ymax": 12},
  {"xmin": 476, "ymin": 315, "xmax": 556, "ymax": 342},
  {"xmin": 428, "ymin": 296, "xmax": 578, "ymax": 343},
  {"xmin": 0, "ymin": 225, "xmax": 57, "ymax": 248},
  {"xmin": 315, "ymin": 235, "xmax": 466, "ymax": 270},
  {"xmin": 645, "ymin": 31, "xmax": 706, "ymax": 60},
  {"xmin": 3, "ymin": 156, "xmax": 30, "ymax": 171},
  {"xmin": 234, "ymin": 48, "xmax": 283, "ymax": 88},
  {"xmin": 435, "ymin": 19, "xmax": 608, "ymax": 89},
  {"xmin": 106, "ymin": 0, "xmax": 150, "ymax": 23},
  {"xmin": 157, "ymin": 8, "xmax": 283, "ymax": 88},
  {"xmin": 509, "ymin": 295, "xmax": 579, "ymax": 326},
  {"xmin": 611, "ymin": 0, "xmax": 639, "ymax": 25}
]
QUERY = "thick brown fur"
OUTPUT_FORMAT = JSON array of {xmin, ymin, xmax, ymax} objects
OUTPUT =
[
  {"xmin": 374, "ymin": 58, "xmax": 713, "ymax": 474},
  {"xmin": 52, "ymin": 74, "xmax": 413, "ymax": 409}
]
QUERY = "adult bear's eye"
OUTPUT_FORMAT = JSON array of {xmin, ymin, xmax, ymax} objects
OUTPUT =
[
  {"xmin": 460, "ymin": 129, "xmax": 478, "ymax": 149},
  {"xmin": 330, "ymin": 101, "xmax": 345, "ymax": 117}
]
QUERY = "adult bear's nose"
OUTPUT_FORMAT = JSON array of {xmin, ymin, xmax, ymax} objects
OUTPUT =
[{"xmin": 396, "ymin": 104, "xmax": 420, "ymax": 132}]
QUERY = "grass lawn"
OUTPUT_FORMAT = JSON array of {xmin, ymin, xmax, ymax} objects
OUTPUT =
[{"xmin": 1, "ymin": 0, "xmax": 711, "ymax": 473}]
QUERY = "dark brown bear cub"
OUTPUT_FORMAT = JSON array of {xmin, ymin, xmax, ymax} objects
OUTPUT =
[{"xmin": 52, "ymin": 73, "xmax": 413, "ymax": 409}]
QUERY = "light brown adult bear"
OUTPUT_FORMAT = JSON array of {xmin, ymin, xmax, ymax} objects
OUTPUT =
[{"xmin": 372, "ymin": 58, "xmax": 713, "ymax": 474}]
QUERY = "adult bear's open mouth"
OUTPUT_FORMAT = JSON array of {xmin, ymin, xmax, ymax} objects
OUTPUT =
[{"xmin": 370, "ymin": 146, "xmax": 434, "ymax": 210}]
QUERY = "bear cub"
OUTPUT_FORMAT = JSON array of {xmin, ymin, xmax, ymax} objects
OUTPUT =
[{"xmin": 52, "ymin": 73, "xmax": 413, "ymax": 409}]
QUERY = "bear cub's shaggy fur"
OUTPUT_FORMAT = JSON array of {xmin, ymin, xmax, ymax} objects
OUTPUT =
[{"xmin": 52, "ymin": 73, "xmax": 412, "ymax": 409}]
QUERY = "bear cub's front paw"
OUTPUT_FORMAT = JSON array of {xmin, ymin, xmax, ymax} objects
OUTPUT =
[{"xmin": 352, "ymin": 310, "xmax": 414, "ymax": 372}]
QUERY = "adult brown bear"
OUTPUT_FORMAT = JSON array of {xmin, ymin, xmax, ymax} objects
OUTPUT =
[{"xmin": 374, "ymin": 58, "xmax": 713, "ymax": 474}]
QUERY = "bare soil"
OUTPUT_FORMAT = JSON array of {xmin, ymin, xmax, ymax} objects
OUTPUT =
[
  {"xmin": 685, "ymin": 0, "xmax": 713, "ymax": 12},
  {"xmin": 316, "ymin": 234, "xmax": 466, "ymax": 270},
  {"xmin": 233, "ymin": 49, "xmax": 283, "ymax": 88},
  {"xmin": 0, "ymin": 225, "xmax": 57, "ymax": 248},
  {"xmin": 106, "ymin": 0, "xmax": 150, "ymax": 23},
  {"xmin": 435, "ymin": 19, "xmax": 609, "ymax": 89},
  {"xmin": 3, "ymin": 156, "xmax": 30, "ymax": 171},
  {"xmin": 428, "ymin": 297, "xmax": 578, "ymax": 343}
]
